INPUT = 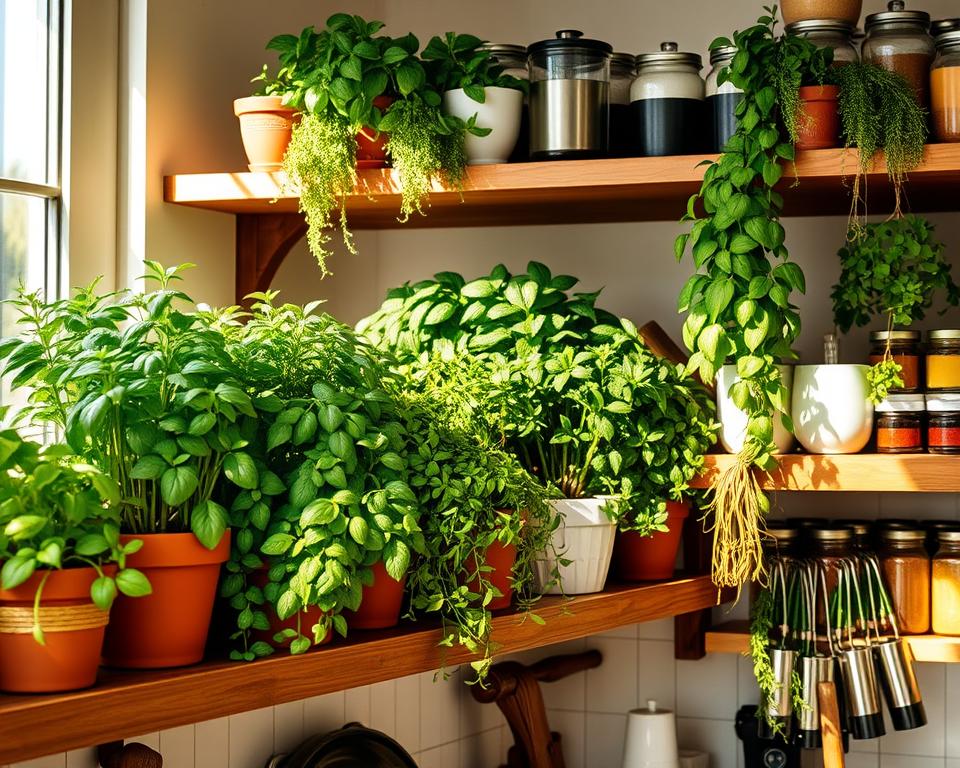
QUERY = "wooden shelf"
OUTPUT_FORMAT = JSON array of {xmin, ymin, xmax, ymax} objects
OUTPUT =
[
  {"xmin": 706, "ymin": 621, "xmax": 960, "ymax": 663},
  {"xmin": 163, "ymin": 143, "xmax": 960, "ymax": 227},
  {"xmin": 0, "ymin": 575, "xmax": 729, "ymax": 764},
  {"xmin": 691, "ymin": 453, "xmax": 960, "ymax": 492}
]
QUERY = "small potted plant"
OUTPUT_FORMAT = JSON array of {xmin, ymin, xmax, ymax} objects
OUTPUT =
[
  {"xmin": 423, "ymin": 32, "xmax": 527, "ymax": 164},
  {"xmin": 0, "ymin": 431, "xmax": 148, "ymax": 692}
]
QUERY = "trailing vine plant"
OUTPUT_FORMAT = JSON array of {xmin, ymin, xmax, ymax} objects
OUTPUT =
[{"xmin": 675, "ymin": 8, "xmax": 828, "ymax": 592}]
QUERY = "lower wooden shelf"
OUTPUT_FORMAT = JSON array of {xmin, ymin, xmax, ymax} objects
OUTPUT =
[
  {"xmin": 0, "ymin": 575, "xmax": 730, "ymax": 764},
  {"xmin": 706, "ymin": 621, "xmax": 960, "ymax": 663},
  {"xmin": 691, "ymin": 453, "xmax": 960, "ymax": 492}
]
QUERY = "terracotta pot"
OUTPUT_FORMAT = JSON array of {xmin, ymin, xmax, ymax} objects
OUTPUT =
[
  {"xmin": 471, "ymin": 540, "xmax": 518, "ymax": 612},
  {"xmin": 102, "ymin": 532, "xmax": 230, "ymax": 669},
  {"xmin": 781, "ymin": 0, "xmax": 862, "ymax": 25},
  {"xmin": 234, "ymin": 95, "xmax": 299, "ymax": 172},
  {"xmin": 0, "ymin": 566, "xmax": 113, "ymax": 692},
  {"xmin": 356, "ymin": 95, "xmax": 395, "ymax": 168},
  {"xmin": 346, "ymin": 560, "xmax": 406, "ymax": 629},
  {"xmin": 615, "ymin": 501, "xmax": 689, "ymax": 581},
  {"xmin": 795, "ymin": 85, "xmax": 840, "ymax": 150}
]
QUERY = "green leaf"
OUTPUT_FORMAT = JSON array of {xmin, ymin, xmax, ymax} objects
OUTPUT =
[
  {"xmin": 384, "ymin": 539, "xmax": 410, "ymax": 581},
  {"xmin": 424, "ymin": 302, "xmax": 455, "ymax": 325},
  {"xmin": 116, "ymin": 568, "xmax": 152, "ymax": 597},
  {"xmin": 704, "ymin": 279, "xmax": 734, "ymax": 321},
  {"xmin": 729, "ymin": 234, "xmax": 758, "ymax": 254},
  {"xmin": 160, "ymin": 465, "xmax": 199, "ymax": 507},
  {"xmin": 192, "ymin": 500, "xmax": 228, "ymax": 549},
  {"xmin": 348, "ymin": 516, "xmax": 369, "ymax": 545},
  {"xmin": 224, "ymin": 452, "xmax": 258, "ymax": 490},
  {"xmin": 130, "ymin": 454, "xmax": 168, "ymax": 480},
  {"xmin": 261, "ymin": 533, "xmax": 295, "ymax": 556},
  {"xmin": 91, "ymin": 576, "xmax": 118, "ymax": 610},
  {"xmin": 75, "ymin": 533, "xmax": 109, "ymax": 556},
  {"xmin": 382, "ymin": 46, "xmax": 409, "ymax": 65},
  {"xmin": 267, "ymin": 422, "xmax": 293, "ymax": 452},
  {"xmin": 1, "ymin": 556, "xmax": 35, "ymax": 589},
  {"xmin": 301, "ymin": 499, "xmax": 338, "ymax": 527},
  {"xmin": 396, "ymin": 61, "xmax": 424, "ymax": 96}
]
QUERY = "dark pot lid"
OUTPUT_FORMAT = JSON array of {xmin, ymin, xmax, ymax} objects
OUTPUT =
[
  {"xmin": 636, "ymin": 42, "xmax": 702, "ymax": 69},
  {"xmin": 275, "ymin": 724, "xmax": 418, "ymax": 768},
  {"xmin": 865, "ymin": 0, "xmax": 930, "ymax": 30},
  {"xmin": 528, "ymin": 29, "xmax": 613, "ymax": 56}
]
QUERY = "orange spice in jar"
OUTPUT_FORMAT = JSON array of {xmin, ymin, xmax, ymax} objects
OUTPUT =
[
  {"xmin": 880, "ymin": 529, "xmax": 930, "ymax": 634},
  {"xmin": 931, "ymin": 30, "xmax": 960, "ymax": 142},
  {"xmin": 926, "ymin": 330, "xmax": 960, "ymax": 391},
  {"xmin": 869, "ymin": 330, "xmax": 921, "ymax": 392},
  {"xmin": 932, "ymin": 529, "xmax": 960, "ymax": 635},
  {"xmin": 875, "ymin": 395, "xmax": 925, "ymax": 453}
]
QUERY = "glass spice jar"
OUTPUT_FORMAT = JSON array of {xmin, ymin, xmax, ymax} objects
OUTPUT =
[
  {"xmin": 786, "ymin": 19, "xmax": 860, "ymax": 66},
  {"xmin": 932, "ymin": 530, "xmax": 960, "ymax": 635},
  {"xmin": 869, "ymin": 329, "xmax": 921, "ymax": 392},
  {"xmin": 705, "ymin": 45, "xmax": 743, "ymax": 152},
  {"xmin": 880, "ymin": 528, "xmax": 931, "ymax": 634},
  {"xmin": 932, "ymin": 30, "xmax": 960, "ymax": 142},
  {"xmin": 926, "ymin": 330, "xmax": 960, "ymax": 391},
  {"xmin": 874, "ymin": 394, "xmax": 925, "ymax": 453},
  {"xmin": 926, "ymin": 393, "xmax": 960, "ymax": 453},
  {"xmin": 812, "ymin": 527, "xmax": 853, "ymax": 626},
  {"xmin": 863, "ymin": 0, "xmax": 936, "ymax": 111},
  {"xmin": 924, "ymin": 520, "xmax": 960, "ymax": 556}
]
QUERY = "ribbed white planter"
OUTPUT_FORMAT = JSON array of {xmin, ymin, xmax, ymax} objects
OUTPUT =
[
  {"xmin": 442, "ymin": 86, "xmax": 523, "ymax": 165},
  {"xmin": 716, "ymin": 364, "xmax": 796, "ymax": 454},
  {"xmin": 535, "ymin": 497, "xmax": 617, "ymax": 595},
  {"xmin": 792, "ymin": 364, "xmax": 874, "ymax": 454}
]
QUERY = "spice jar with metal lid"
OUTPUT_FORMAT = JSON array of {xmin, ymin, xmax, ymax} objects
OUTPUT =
[
  {"xmin": 705, "ymin": 45, "xmax": 743, "ymax": 152},
  {"xmin": 869, "ymin": 329, "xmax": 921, "ymax": 392},
  {"xmin": 925, "ymin": 393, "xmax": 960, "ymax": 453},
  {"xmin": 931, "ymin": 19, "xmax": 960, "ymax": 39},
  {"xmin": 527, "ymin": 30, "xmax": 612, "ymax": 160},
  {"xmin": 609, "ymin": 53, "xmax": 637, "ymax": 157},
  {"xmin": 863, "ymin": 0, "xmax": 935, "ymax": 110},
  {"xmin": 875, "ymin": 394, "xmax": 925, "ymax": 453},
  {"xmin": 932, "ymin": 530, "xmax": 960, "ymax": 634},
  {"xmin": 880, "ymin": 528, "xmax": 930, "ymax": 634},
  {"xmin": 630, "ymin": 42, "xmax": 705, "ymax": 156},
  {"xmin": 932, "ymin": 30, "xmax": 960, "ymax": 142},
  {"xmin": 926, "ymin": 330, "xmax": 960, "ymax": 390},
  {"xmin": 786, "ymin": 19, "xmax": 860, "ymax": 65},
  {"xmin": 925, "ymin": 520, "xmax": 960, "ymax": 555},
  {"xmin": 812, "ymin": 527, "xmax": 853, "ymax": 625},
  {"xmin": 481, "ymin": 43, "xmax": 529, "ymax": 161},
  {"xmin": 835, "ymin": 520, "xmax": 873, "ymax": 552}
]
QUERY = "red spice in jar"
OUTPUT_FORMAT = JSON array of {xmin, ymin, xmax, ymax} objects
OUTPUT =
[
  {"xmin": 928, "ymin": 424, "xmax": 960, "ymax": 454},
  {"xmin": 876, "ymin": 412, "xmax": 924, "ymax": 453},
  {"xmin": 927, "ymin": 396, "xmax": 960, "ymax": 454}
]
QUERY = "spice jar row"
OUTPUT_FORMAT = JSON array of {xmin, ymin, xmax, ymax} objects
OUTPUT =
[{"xmin": 874, "ymin": 393, "xmax": 960, "ymax": 453}]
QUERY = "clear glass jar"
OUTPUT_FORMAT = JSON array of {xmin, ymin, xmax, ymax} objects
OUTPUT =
[
  {"xmin": 880, "ymin": 529, "xmax": 930, "ymax": 634},
  {"xmin": 869, "ymin": 329, "xmax": 921, "ymax": 392},
  {"xmin": 875, "ymin": 395, "xmax": 925, "ymax": 453},
  {"xmin": 863, "ymin": 0, "xmax": 935, "ymax": 111},
  {"xmin": 933, "ymin": 530, "xmax": 960, "ymax": 634},
  {"xmin": 931, "ymin": 19, "xmax": 960, "ymax": 40},
  {"xmin": 481, "ymin": 43, "xmax": 529, "ymax": 162},
  {"xmin": 785, "ymin": 19, "xmax": 860, "ymax": 65},
  {"xmin": 630, "ymin": 43, "xmax": 705, "ymax": 156},
  {"xmin": 926, "ymin": 330, "xmax": 960, "ymax": 391},
  {"xmin": 926, "ymin": 393, "xmax": 960, "ymax": 453},
  {"xmin": 812, "ymin": 527, "xmax": 853, "ymax": 626},
  {"xmin": 609, "ymin": 52, "xmax": 637, "ymax": 157},
  {"xmin": 705, "ymin": 45, "xmax": 743, "ymax": 152},
  {"xmin": 932, "ymin": 31, "xmax": 960, "ymax": 142}
]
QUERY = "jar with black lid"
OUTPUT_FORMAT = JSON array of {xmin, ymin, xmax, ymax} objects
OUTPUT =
[
  {"xmin": 785, "ymin": 19, "xmax": 860, "ymax": 65},
  {"xmin": 481, "ymin": 43, "xmax": 529, "ymax": 161},
  {"xmin": 869, "ymin": 329, "xmax": 921, "ymax": 392},
  {"xmin": 527, "ymin": 30, "xmax": 612, "ymax": 159},
  {"xmin": 926, "ymin": 393, "xmax": 960, "ymax": 454},
  {"xmin": 609, "ymin": 52, "xmax": 637, "ymax": 157},
  {"xmin": 630, "ymin": 42, "xmax": 704, "ymax": 156},
  {"xmin": 863, "ymin": 0, "xmax": 935, "ymax": 111},
  {"xmin": 705, "ymin": 46, "xmax": 743, "ymax": 152},
  {"xmin": 880, "ymin": 528, "xmax": 930, "ymax": 634},
  {"xmin": 875, "ymin": 394, "xmax": 925, "ymax": 453}
]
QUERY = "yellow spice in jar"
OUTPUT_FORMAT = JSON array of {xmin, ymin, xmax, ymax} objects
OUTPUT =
[
  {"xmin": 933, "ymin": 559, "xmax": 960, "ymax": 635},
  {"xmin": 927, "ymin": 354, "xmax": 960, "ymax": 391}
]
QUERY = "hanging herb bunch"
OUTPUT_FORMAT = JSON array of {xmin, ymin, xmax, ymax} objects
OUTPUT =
[{"xmin": 675, "ymin": 7, "xmax": 829, "ymax": 592}]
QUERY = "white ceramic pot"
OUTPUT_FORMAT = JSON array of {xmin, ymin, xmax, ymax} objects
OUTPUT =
[
  {"xmin": 535, "ymin": 497, "xmax": 616, "ymax": 595},
  {"xmin": 442, "ymin": 86, "xmax": 522, "ymax": 165},
  {"xmin": 622, "ymin": 700, "xmax": 680, "ymax": 768},
  {"xmin": 716, "ymin": 364, "xmax": 796, "ymax": 454},
  {"xmin": 792, "ymin": 364, "xmax": 873, "ymax": 454}
]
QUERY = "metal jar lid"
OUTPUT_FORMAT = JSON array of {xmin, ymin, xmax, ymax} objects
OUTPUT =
[
  {"xmin": 835, "ymin": 520, "xmax": 872, "ymax": 537},
  {"xmin": 931, "ymin": 19, "xmax": 960, "ymax": 38},
  {"xmin": 785, "ymin": 19, "xmax": 857, "ymax": 37},
  {"xmin": 938, "ymin": 530, "xmax": 960, "ymax": 542},
  {"xmin": 870, "ymin": 329, "xmax": 921, "ymax": 342},
  {"xmin": 527, "ymin": 29, "xmax": 613, "ymax": 56},
  {"xmin": 610, "ymin": 52, "xmax": 637, "ymax": 74},
  {"xmin": 865, "ymin": 0, "xmax": 931, "ymax": 31},
  {"xmin": 636, "ymin": 42, "xmax": 702, "ymax": 69},
  {"xmin": 876, "ymin": 394, "xmax": 926, "ymax": 413},
  {"xmin": 767, "ymin": 524, "xmax": 798, "ymax": 541},
  {"xmin": 710, "ymin": 45, "xmax": 738, "ymax": 65},
  {"xmin": 926, "ymin": 393, "xmax": 960, "ymax": 412},
  {"xmin": 928, "ymin": 329, "xmax": 960, "ymax": 340},
  {"xmin": 480, "ymin": 43, "xmax": 527, "ymax": 57},
  {"xmin": 812, "ymin": 527, "xmax": 853, "ymax": 541},
  {"xmin": 881, "ymin": 528, "xmax": 926, "ymax": 542},
  {"xmin": 936, "ymin": 29, "xmax": 960, "ymax": 49}
]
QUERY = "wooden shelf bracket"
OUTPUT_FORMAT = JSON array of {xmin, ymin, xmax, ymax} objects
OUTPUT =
[{"xmin": 235, "ymin": 212, "xmax": 307, "ymax": 304}]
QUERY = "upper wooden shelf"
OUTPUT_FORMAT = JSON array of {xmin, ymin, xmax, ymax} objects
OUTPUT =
[
  {"xmin": 0, "ymin": 575, "xmax": 729, "ymax": 764},
  {"xmin": 692, "ymin": 453, "xmax": 960, "ymax": 492},
  {"xmin": 163, "ymin": 143, "xmax": 960, "ymax": 228}
]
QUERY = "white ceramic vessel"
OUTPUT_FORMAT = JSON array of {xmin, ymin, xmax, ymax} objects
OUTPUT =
[
  {"xmin": 792, "ymin": 364, "xmax": 874, "ymax": 454},
  {"xmin": 534, "ymin": 497, "xmax": 616, "ymax": 595},
  {"xmin": 442, "ymin": 86, "xmax": 522, "ymax": 164},
  {"xmin": 622, "ymin": 700, "xmax": 680, "ymax": 768},
  {"xmin": 716, "ymin": 364, "xmax": 796, "ymax": 454}
]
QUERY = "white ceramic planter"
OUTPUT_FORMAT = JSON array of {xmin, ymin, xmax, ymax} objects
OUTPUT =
[
  {"xmin": 535, "ymin": 497, "xmax": 617, "ymax": 595},
  {"xmin": 716, "ymin": 364, "xmax": 796, "ymax": 454},
  {"xmin": 442, "ymin": 86, "xmax": 522, "ymax": 165},
  {"xmin": 792, "ymin": 364, "xmax": 873, "ymax": 454}
]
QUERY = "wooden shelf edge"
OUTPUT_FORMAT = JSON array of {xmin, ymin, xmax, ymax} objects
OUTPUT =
[
  {"xmin": 0, "ymin": 575, "xmax": 730, "ymax": 764},
  {"xmin": 692, "ymin": 453, "xmax": 960, "ymax": 493},
  {"xmin": 705, "ymin": 620, "xmax": 960, "ymax": 663}
]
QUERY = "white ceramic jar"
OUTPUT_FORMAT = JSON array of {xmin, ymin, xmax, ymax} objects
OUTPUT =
[
  {"xmin": 792, "ymin": 364, "xmax": 874, "ymax": 454},
  {"xmin": 716, "ymin": 364, "xmax": 796, "ymax": 454},
  {"xmin": 442, "ymin": 86, "xmax": 523, "ymax": 164},
  {"xmin": 534, "ymin": 497, "xmax": 616, "ymax": 595}
]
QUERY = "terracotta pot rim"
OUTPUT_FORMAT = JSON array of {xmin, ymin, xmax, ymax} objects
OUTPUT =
[
  {"xmin": 664, "ymin": 500, "xmax": 690, "ymax": 519},
  {"xmin": 0, "ymin": 565, "xmax": 113, "ymax": 603},
  {"xmin": 119, "ymin": 530, "xmax": 231, "ymax": 569},
  {"xmin": 234, "ymin": 95, "xmax": 297, "ymax": 116},
  {"xmin": 798, "ymin": 84, "xmax": 840, "ymax": 100}
]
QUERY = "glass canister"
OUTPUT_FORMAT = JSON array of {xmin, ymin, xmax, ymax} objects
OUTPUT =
[
  {"xmin": 932, "ymin": 30, "xmax": 960, "ymax": 142},
  {"xmin": 926, "ymin": 330, "xmax": 960, "ymax": 391},
  {"xmin": 705, "ymin": 45, "xmax": 743, "ymax": 152},
  {"xmin": 931, "ymin": 19, "xmax": 960, "ymax": 39},
  {"xmin": 527, "ymin": 30, "xmax": 612, "ymax": 159},
  {"xmin": 609, "ymin": 52, "xmax": 637, "ymax": 157},
  {"xmin": 925, "ymin": 393, "xmax": 960, "ymax": 453},
  {"xmin": 869, "ymin": 329, "xmax": 921, "ymax": 392},
  {"xmin": 481, "ymin": 43, "xmax": 529, "ymax": 161},
  {"xmin": 932, "ymin": 530, "xmax": 960, "ymax": 634},
  {"xmin": 863, "ymin": 0, "xmax": 935, "ymax": 111},
  {"xmin": 924, "ymin": 520, "xmax": 960, "ymax": 556},
  {"xmin": 812, "ymin": 527, "xmax": 853, "ymax": 626},
  {"xmin": 880, "ymin": 529, "xmax": 930, "ymax": 634},
  {"xmin": 874, "ymin": 394, "xmax": 925, "ymax": 453},
  {"xmin": 785, "ymin": 19, "xmax": 860, "ymax": 65},
  {"xmin": 630, "ymin": 42, "xmax": 705, "ymax": 156}
]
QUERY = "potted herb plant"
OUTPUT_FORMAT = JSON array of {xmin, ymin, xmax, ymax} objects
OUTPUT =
[
  {"xmin": 233, "ymin": 95, "xmax": 299, "ymax": 172},
  {"xmin": 0, "ymin": 430, "xmax": 148, "ymax": 692},
  {"xmin": 0, "ymin": 263, "xmax": 251, "ymax": 669},
  {"xmin": 423, "ymin": 32, "xmax": 527, "ymax": 164}
]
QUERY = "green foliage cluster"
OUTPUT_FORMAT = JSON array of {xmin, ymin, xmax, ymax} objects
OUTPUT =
[
  {"xmin": 0, "ymin": 263, "xmax": 255, "ymax": 551},
  {"xmin": 770, "ymin": 25, "xmax": 832, "ymax": 144},
  {"xmin": 422, "ymin": 32, "xmax": 527, "ymax": 104},
  {"xmin": 0, "ymin": 431, "xmax": 150, "ymax": 644}
]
